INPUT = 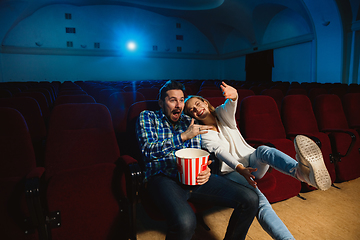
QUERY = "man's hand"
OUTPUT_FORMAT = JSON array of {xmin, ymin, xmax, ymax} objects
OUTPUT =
[
  {"xmin": 197, "ymin": 160, "xmax": 212, "ymax": 185},
  {"xmin": 181, "ymin": 119, "xmax": 212, "ymax": 142},
  {"xmin": 236, "ymin": 164, "xmax": 258, "ymax": 188}
]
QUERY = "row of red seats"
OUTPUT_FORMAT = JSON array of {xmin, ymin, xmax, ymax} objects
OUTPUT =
[
  {"xmin": 1, "ymin": 80, "xmax": 360, "ymax": 240},
  {"xmin": 0, "ymin": 103, "xmax": 139, "ymax": 240}
]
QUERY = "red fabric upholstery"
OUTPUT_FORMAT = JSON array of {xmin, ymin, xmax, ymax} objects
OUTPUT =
[
  {"xmin": 46, "ymin": 163, "xmax": 121, "ymax": 240},
  {"xmin": 107, "ymin": 91, "xmax": 146, "ymax": 134},
  {"xmin": 137, "ymin": 87, "xmax": 160, "ymax": 100},
  {"xmin": 0, "ymin": 97, "xmax": 47, "ymax": 165},
  {"xmin": 342, "ymin": 93, "xmax": 360, "ymax": 133},
  {"xmin": 44, "ymin": 103, "xmax": 131, "ymax": 239},
  {"xmin": 206, "ymin": 97, "xmax": 225, "ymax": 108},
  {"xmin": 239, "ymin": 95, "xmax": 301, "ymax": 203},
  {"xmin": 45, "ymin": 103, "xmax": 120, "ymax": 179},
  {"xmin": 285, "ymin": 88, "xmax": 307, "ymax": 96},
  {"xmin": 15, "ymin": 91, "xmax": 50, "ymax": 124},
  {"xmin": 313, "ymin": 94, "xmax": 360, "ymax": 182},
  {"xmin": 281, "ymin": 95, "xmax": 337, "ymax": 191},
  {"xmin": 307, "ymin": 88, "xmax": 327, "ymax": 103},
  {"xmin": 125, "ymin": 100, "xmax": 160, "ymax": 158},
  {"xmin": 94, "ymin": 89, "xmax": 120, "ymax": 105},
  {"xmin": 0, "ymin": 107, "xmax": 42, "ymax": 240},
  {"xmin": 197, "ymin": 89, "xmax": 223, "ymax": 98},
  {"xmin": 261, "ymin": 88, "xmax": 284, "ymax": 111},
  {"xmin": 54, "ymin": 94, "xmax": 96, "ymax": 106}
]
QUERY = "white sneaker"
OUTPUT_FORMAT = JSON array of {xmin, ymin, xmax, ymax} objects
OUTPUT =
[{"xmin": 294, "ymin": 135, "xmax": 331, "ymax": 191}]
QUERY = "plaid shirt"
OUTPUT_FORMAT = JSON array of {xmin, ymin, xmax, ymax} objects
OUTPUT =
[{"xmin": 136, "ymin": 109, "xmax": 201, "ymax": 182}]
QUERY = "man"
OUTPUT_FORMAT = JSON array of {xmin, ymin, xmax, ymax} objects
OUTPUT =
[{"xmin": 136, "ymin": 80, "xmax": 258, "ymax": 240}]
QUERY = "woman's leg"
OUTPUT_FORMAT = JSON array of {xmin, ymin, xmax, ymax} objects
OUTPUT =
[
  {"xmin": 249, "ymin": 145, "xmax": 298, "ymax": 180},
  {"xmin": 224, "ymin": 171, "xmax": 295, "ymax": 240}
]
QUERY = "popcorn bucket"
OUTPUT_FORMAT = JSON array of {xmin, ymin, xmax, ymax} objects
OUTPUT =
[{"xmin": 175, "ymin": 148, "xmax": 209, "ymax": 185}]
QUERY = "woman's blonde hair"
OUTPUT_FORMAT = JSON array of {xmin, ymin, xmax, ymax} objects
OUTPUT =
[{"xmin": 184, "ymin": 95, "xmax": 217, "ymax": 119}]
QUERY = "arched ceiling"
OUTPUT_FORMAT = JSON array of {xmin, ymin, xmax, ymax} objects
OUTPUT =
[{"xmin": 0, "ymin": 0, "xmax": 357, "ymax": 54}]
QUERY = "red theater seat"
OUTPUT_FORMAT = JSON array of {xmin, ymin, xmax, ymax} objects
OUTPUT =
[
  {"xmin": 43, "ymin": 103, "xmax": 136, "ymax": 239},
  {"xmin": 0, "ymin": 97, "xmax": 47, "ymax": 166},
  {"xmin": 313, "ymin": 94, "xmax": 360, "ymax": 182},
  {"xmin": 342, "ymin": 93, "xmax": 360, "ymax": 135},
  {"xmin": 281, "ymin": 95, "xmax": 337, "ymax": 191},
  {"xmin": 239, "ymin": 95, "xmax": 301, "ymax": 203},
  {"xmin": 0, "ymin": 107, "xmax": 46, "ymax": 240},
  {"xmin": 261, "ymin": 88, "xmax": 284, "ymax": 112}
]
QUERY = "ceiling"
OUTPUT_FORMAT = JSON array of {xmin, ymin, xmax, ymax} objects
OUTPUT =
[{"xmin": 0, "ymin": 0, "xmax": 358, "ymax": 54}]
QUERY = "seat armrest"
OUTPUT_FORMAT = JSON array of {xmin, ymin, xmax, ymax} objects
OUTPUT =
[
  {"xmin": 117, "ymin": 155, "xmax": 143, "ymax": 203},
  {"xmin": 24, "ymin": 167, "xmax": 48, "ymax": 239},
  {"xmin": 321, "ymin": 129, "xmax": 356, "ymax": 160},
  {"xmin": 244, "ymin": 138, "xmax": 276, "ymax": 148}
]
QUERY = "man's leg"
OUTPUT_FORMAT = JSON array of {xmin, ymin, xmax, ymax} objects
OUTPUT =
[
  {"xmin": 146, "ymin": 174, "xmax": 196, "ymax": 240},
  {"xmin": 189, "ymin": 174, "xmax": 259, "ymax": 240}
]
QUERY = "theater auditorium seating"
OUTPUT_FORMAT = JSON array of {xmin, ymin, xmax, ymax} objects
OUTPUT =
[
  {"xmin": 281, "ymin": 94, "xmax": 337, "ymax": 191},
  {"xmin": 239, "ymin": 95, "xmax": 301, "ymax": 203},
  {"xmin": 342, "ymin": 93, "xmax": 360, "ymax": 135},
  {"xmin": 0, "ymin": 97, "xmax": 47, "ymax": 166},
  {"xmin": 0, "ymin": 107, "xmax": 46, "ymax": 240},
  {"xmin": 42, "ymin": 103, "xmax": 138, "ymax": 240},
  {"xmin": 313, "ymin": 94, "xmax": 360, "ymax": 182},
  {"xmin": 2, "ymin": 80, "xmax": 360, "ymax": 239}
]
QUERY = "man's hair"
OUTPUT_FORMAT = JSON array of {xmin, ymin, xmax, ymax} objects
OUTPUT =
[{"xmin": 158, "ymin": 80, "xmax": 186, "ymax": 101}]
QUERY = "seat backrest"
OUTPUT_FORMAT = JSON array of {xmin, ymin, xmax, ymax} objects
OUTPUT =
[
  {"xmin": 125, "ymin": 100, "xmax": 160, "ymax": 159},
  {"xmin": 0, "ymin": 107, "xmax": 36, "ymax": 178},
  {"xmin": 0, "ymin": 89, "xmax": 12, "ymax": 98},
  {"xmin": 313, "ymin": 94, "xmax": 349, "ymax": 130},
  {"xmin": 95, "ymin": 89, "xmax": 120, "ymax": 105},
  {"xmin": 342, "ymin": 93, "xmax": 360, "ymax": 129},
  {"xmin": 54, "ymin": 94, "xmax": 96, "ymax": 106},
  {"xmin": 14, "ymin": 92, "xmax": 50, "ymax": 117},
  {"xmin": 57, "ymin": 89, "xmax": 87, "ymax": 96},
  {"xmin": 286, "ymin": 88, "xmax": 307, "ymax": 96},
  {"xmin": 25, "ymin": 88, "xmax": 53, "ymax": 107},
  {"xmin": 45, "ymin": 103, "xmax": 120, "ymax": 179},
  {"xmin": 137, "ymin": 87, "xmax": 160, "ymax": 100},
  {"xmin": 206, "ymin": 97, "xmax": 225, "ymax": 108},
  {"xmin": 0, "ymin": 107, "xmax": 40, "ymax": 240},
  {"xmin": 281, "ymin": 95, "xmax": 319, "ymax": 134},
  {"xmin": 261, "ymin": 88, "xmax": 284, "ymax": 111},
  {"xmin": 240, "ymin": 95, "xmax": 286, "ymax": 140},
  {"xmin": 0, "ymin": 97, "xmax": 46, "ymax": 142},
  {"xmin": 307, "ymin": 88, "xmax": 328, "ymax": 103},
  {"xmin": 107, "ymin": 91, "xmax": 146, "ymax": 133},
  {"xmin": 197, "ymin": 89, "xmax": 223, "ymax": 98}
]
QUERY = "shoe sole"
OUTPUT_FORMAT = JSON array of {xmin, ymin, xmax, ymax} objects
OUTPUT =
[{"xmin": 294, "ymin": 135, "xmax": 331, "ymax": 191}]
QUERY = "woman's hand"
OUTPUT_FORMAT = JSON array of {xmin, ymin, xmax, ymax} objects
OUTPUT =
[
  {"xmin": 236, "ymin": 164, "xmax": 258, "ymax": 188},
  {"xmin": 197, "ymin": 160, "xmax": 212, "ymax": 185},
  {"xmin": 220, "ymin": 82, "xmax": 238, "ymax": 101}
]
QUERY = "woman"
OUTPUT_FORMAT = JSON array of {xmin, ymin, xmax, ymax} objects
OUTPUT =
[{"xmin": 184, "ymin": 82, "xmax": 331, "ymax": 240}]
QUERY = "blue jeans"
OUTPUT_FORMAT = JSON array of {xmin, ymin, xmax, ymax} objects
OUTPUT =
[
  {"xmin": 224, "ymin": 145, "xmax": 297, "ymax": 240},
  {"xmin": 146, "ymin": 173, "xmax": 259, "ymax": 240}
]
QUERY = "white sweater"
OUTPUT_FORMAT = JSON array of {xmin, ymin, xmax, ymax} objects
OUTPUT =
[{"xmin": 201, "ymin": 97, "xmax": 255, "ymax": 174}]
